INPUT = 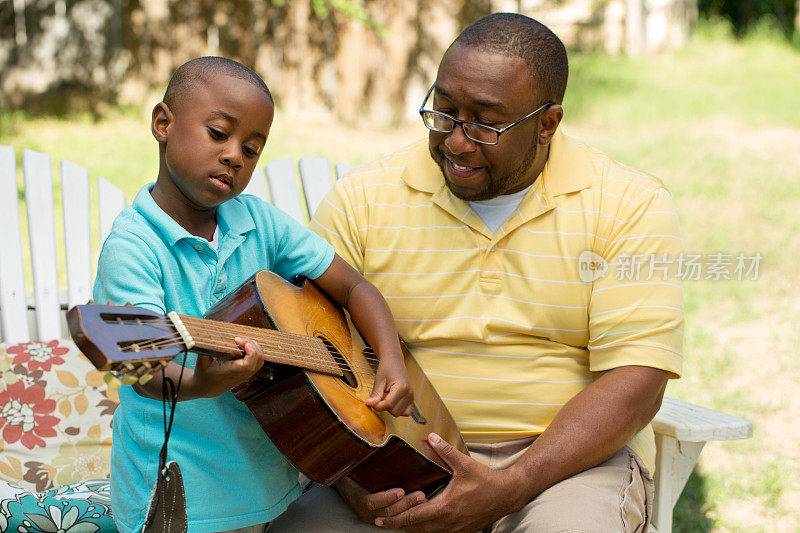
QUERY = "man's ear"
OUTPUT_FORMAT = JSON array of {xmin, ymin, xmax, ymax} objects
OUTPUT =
[
  {"xmin": 538, "ymin": 104, "xmax": 563, "ymax": 145},
  {"xmin": 151, "ymin": 102, "xmax": 173, "ymax": 143}
]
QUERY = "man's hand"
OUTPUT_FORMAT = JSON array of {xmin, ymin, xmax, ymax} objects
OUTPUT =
[
  {"xmin": 365, "ymin": 352, "xmax": 414, "ymax": 417},
  {"xmin": 374, "ymin": 433, "xmax": 518, "ymax": 532},
  {"xmin": 334, "ymin": 476, "xmax": 426, "ymax": 526}
]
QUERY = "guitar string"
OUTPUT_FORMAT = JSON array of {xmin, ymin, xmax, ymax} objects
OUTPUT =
[
  {"xmin": 111, "ymin": 316, "xmax": 384, "ymax": 364},
  {"xmin": 114, "ymin": 316, "xmax": 382, "ymax": 360},
  {"xmin": 184, "ymin": 316, "xmax": 382, "ymax": 366},
  {"xmin": 113, "ymin": 319, "xmax": 385, "ymax": 377},
  {"xmin": 121, "ymin": 335, "xmax": 382, "ymax": 378},
  {"xmin": 179, "ymin": 314, "xmax": 377, "ymax": 358},
  {"xmin": 118, "ymin": 335, "xmax": 380, "ymax": 389},
  {"xmin": 122, "ymin": 335, "xmax": 384, "ymax": 370},
  {"xmin": 115, "ymin": 324, "xmax": 385, "ymax": 376}
]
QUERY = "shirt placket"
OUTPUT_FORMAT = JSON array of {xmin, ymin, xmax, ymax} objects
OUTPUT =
[{"xmin": 211, "ymin": 233, "xmax": 245, "ymax": 304}]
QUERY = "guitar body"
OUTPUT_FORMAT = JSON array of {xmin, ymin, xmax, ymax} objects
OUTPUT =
[{"xmin": 206, "ymin": 270, "xmax": 467, "ymax": 497}]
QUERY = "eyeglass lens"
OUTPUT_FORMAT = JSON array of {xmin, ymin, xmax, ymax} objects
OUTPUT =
[{"xmin": 422, "ymin": 112, "xmax": 498, "ymax": 144}]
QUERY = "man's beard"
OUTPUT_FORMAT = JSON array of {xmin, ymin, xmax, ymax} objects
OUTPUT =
[{"xmin": 432, "ymin": 137, "xmax": 540, "ymax": 202}]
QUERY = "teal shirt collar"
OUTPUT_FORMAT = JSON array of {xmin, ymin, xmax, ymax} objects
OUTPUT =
[{"xmin": 133, "ymin": 183, "xmax": 257, "ymax": 247}]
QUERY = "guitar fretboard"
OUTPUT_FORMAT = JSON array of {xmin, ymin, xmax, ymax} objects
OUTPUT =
[{"xmin": 178, "ymin": 314, "xmax": 344, "ymax": 377}]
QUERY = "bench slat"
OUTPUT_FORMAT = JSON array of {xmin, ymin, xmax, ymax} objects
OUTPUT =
[
  {"xmin": 265, "ymin": 157, "xmax": 305, "ymax": 223},
  {"xmin": 652, "ymin": 396, "xmax": 753, "ymax": 442},
  {"xmin": 334, "ymin": 163, "xmax": 355, "ymax": 180},
  {"xmin": 0, "ymin": 146, "xmax": 31, "ymax": 343},
  {"xmin": 61, "ymin": 160, "xmax": 92, "ymax": 309},
  {"xmin": 298, "ymin": 157, "xmax": 334, "ymax": 219},
  {"xmin": 98, "ymin": 177, "xmax": 127, "ymax": 246},
  {"xmin": 23, "ymin": 149, "xmax": 62, "ymax": 340},
  {"xmin": 243, "ymin": 167, "xmax": 269, "ymax": 202}
]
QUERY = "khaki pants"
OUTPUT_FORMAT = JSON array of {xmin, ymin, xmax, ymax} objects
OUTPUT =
[{"xmin": 267, "ymin": 439, "xmax": 654, "ymax": 533}]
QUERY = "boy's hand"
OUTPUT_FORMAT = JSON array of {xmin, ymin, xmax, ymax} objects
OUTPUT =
[
  {"xmin": 365, "ymin": 351, "xmax": 414, "ymax": 417},
  {"xmin": 192, "ymin": 337, "xmax": 265, "ymax": 398}
]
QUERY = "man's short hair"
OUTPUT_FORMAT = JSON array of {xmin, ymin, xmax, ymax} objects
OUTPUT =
[
  {"xmin": 455, "ymin": 13, "xmax": 568, "ymax": 104},
  {"xmin": 163, "ymin": 56, "xmax": 273, "ymax": 111}
]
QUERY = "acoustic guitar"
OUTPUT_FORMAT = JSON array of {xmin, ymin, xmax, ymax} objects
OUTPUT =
[{"xmin": 67, "ymin": 269, "xmax": 467, "ymax": 497}]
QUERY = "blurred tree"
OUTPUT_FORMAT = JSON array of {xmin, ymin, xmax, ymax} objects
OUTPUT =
[
  {"xmin": 796, "ymin": 0, "xmax": 800, "ymax": 32},
  {"xmin": 1, "ymin": 0, "xmax": 709, "ymax": 121},
  {"xmin": 699, "ymin": 0, "xmax": 798, "ymax": 37}
]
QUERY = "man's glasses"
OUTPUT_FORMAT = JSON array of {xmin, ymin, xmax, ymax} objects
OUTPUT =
[{"xmin": 419, "ymin": 84, "xmax": 554, "ymax": 146}]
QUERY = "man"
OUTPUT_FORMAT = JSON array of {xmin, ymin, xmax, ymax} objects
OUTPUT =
[{"xmin": 268, "ymin": 12, "xmax": 683, "ymax": 533}]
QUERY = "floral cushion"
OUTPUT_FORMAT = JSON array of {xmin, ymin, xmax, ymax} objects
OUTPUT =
[
  {"xmin": 0, "ymin": 478, "xmax": 115, "ymax": 532},
  {"xmin": 0, "ymin": 340, "xmax": 118, "ymax": 493}
]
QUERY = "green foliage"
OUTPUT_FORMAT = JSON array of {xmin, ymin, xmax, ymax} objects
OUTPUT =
[
  {"xmin": 698, "ymin": 0, "xmax": 798, "ymax": 38},
  {"xmin": 270, "ymin": 0, "xmax": 379, "ymax": 30},
  {"xmin": 566, "ymin": 18, "xmax": 800, "ymax": 130},
  {"xmin": 674, "ymin": 470, "xmax": 715, "ymax": 532}
]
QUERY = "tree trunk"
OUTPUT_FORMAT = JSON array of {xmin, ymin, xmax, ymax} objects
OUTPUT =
[{"xmin": 795, "ymin": 0, "xmax": 800, "ymax": 34}]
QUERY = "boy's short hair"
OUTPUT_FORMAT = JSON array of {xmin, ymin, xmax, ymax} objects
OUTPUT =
[{"xmin": 163, "ymin": 57, "xmax": 273, "ymax": 111}]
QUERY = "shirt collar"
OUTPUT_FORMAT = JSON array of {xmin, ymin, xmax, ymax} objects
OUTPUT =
[
  {"xmin": 400, "ymin": 140, "xmax": 441, "ymax": 194},
  {"xmin": 540, "ymin": 128, "xmax": 594, "ymax": 197},
  {"xmin": 400, "ymin": 128, "xmax": 593, "ymax": 198},
  {"xmin": 132, "ymin": 183, "xmax": 256, "ymax": 246}
]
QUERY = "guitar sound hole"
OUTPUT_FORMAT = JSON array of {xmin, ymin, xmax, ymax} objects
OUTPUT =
[{"xmin": 318, "ymin": 336, "xmax": 358, "ymax": 388}]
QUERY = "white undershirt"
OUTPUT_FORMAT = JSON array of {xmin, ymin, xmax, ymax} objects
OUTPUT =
[
  {"xmin": 468, "ymin": 185, "xmax": 533, "ymax": 233},
  {"xmin": 207, "ymin": 225, "xmax": 220, "ymax": 251}
]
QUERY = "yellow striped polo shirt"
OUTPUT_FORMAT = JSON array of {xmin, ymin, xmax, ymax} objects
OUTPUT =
[{"xmin": 310, "ymin": 129, "xmax": 684, "ymax": 472}]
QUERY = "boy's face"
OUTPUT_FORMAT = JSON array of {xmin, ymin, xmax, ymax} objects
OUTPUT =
[{"xmin": 153, "ymin": 74, "xmax": 274, "ymax": 210}]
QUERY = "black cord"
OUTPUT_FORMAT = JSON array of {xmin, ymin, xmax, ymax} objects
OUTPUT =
[{"xmin": 158, "ymin": 350, "xmax": 187, "ymax": 478}]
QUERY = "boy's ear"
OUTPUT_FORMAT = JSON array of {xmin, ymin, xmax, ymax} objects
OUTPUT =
[{"xmin": 151, "ymin": 102, "xmax": 174, "ymax": 143}]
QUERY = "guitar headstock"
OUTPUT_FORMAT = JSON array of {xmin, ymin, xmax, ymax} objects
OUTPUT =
[{"xmin": 67, "ymin": 303, "xmax": 185, "ymax": 387}]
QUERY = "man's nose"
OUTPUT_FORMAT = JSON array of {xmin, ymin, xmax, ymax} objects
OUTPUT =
[{"xmin": 443, "ymin": 124, "xmax": 478, "ymax": 155}]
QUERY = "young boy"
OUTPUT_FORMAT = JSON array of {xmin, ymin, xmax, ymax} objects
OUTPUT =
[{"xmin": 93, "ymin": 57, "xmax": 413, "ymax": 533}]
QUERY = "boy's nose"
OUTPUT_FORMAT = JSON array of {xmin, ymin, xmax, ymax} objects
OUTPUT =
[{"xmin": 220, "ymin": 149, "xmax": 243, "ymax": 169}]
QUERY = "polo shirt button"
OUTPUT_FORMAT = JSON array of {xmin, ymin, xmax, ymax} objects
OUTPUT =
[{"xmin": 194, "ymin": 244, "xmax": 203, "ymax": 251}]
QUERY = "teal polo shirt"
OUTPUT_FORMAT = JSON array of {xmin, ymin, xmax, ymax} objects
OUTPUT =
[{"xmin": 93, "ymin": 184, "xmax": 334, "ymax": 532}]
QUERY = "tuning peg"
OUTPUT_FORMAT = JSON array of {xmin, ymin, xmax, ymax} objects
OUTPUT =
[
  {"xmin": 87, "ymin": 299, "xmax": 95, "ymax": 305},
  {"xmin": 104, "ymin": 372, "xmax": 122, "ymax": 389},
  {"xmin": 107, "ymin": 300, "xmax": 113, "ymax": 306},
  {"xmin": 116, "ymin": 363, "xmax": 139, "ymax": 385},
  {"xmin": 135, "ymin": 362, "xmax": 154, "ymax": 383},
  {"xmin": 125, "ymin": 302, "xmax": 133, "ymax": 307}
]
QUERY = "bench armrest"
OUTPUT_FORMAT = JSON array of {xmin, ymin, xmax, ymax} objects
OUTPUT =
[
  {"xmin": 653, "ymin": 396, "xmax": 753, "ymax": 442},
  {"xmin": 651, "ymin": 397, "xmax": 752, "ymax": 532}
]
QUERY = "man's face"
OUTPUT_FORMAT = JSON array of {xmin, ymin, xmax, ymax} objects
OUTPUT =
[
  {"xmin": 158, "ymin": 74, "xmax": 274, "ymax": 210},
  {"xmin": 428, "ymin": 45, "xmax": 544, "ymax": 201}
]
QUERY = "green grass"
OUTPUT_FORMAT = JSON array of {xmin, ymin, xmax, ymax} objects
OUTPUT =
[{"xmin": 2, "ymin": 21, "xmax": 798, "ymax": 531}]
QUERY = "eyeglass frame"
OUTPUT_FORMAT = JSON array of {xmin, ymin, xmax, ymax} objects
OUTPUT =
[{"xmin": 418, "ymin": 84, "xmax": 555, "ymax": 146}]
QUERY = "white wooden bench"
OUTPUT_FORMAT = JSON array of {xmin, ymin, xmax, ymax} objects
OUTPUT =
[
  {"xmin": 0, "ymin": 146, "xmax": 126, "ymax": 343},
  {"xmin": 0, "ymin": 146, "xmax": 752, "ymax": 532}
]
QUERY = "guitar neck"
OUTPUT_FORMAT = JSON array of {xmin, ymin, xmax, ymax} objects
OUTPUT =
[{"xmin": 173, "ymin": 314, "xmax": 343, "ymax": 377}]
